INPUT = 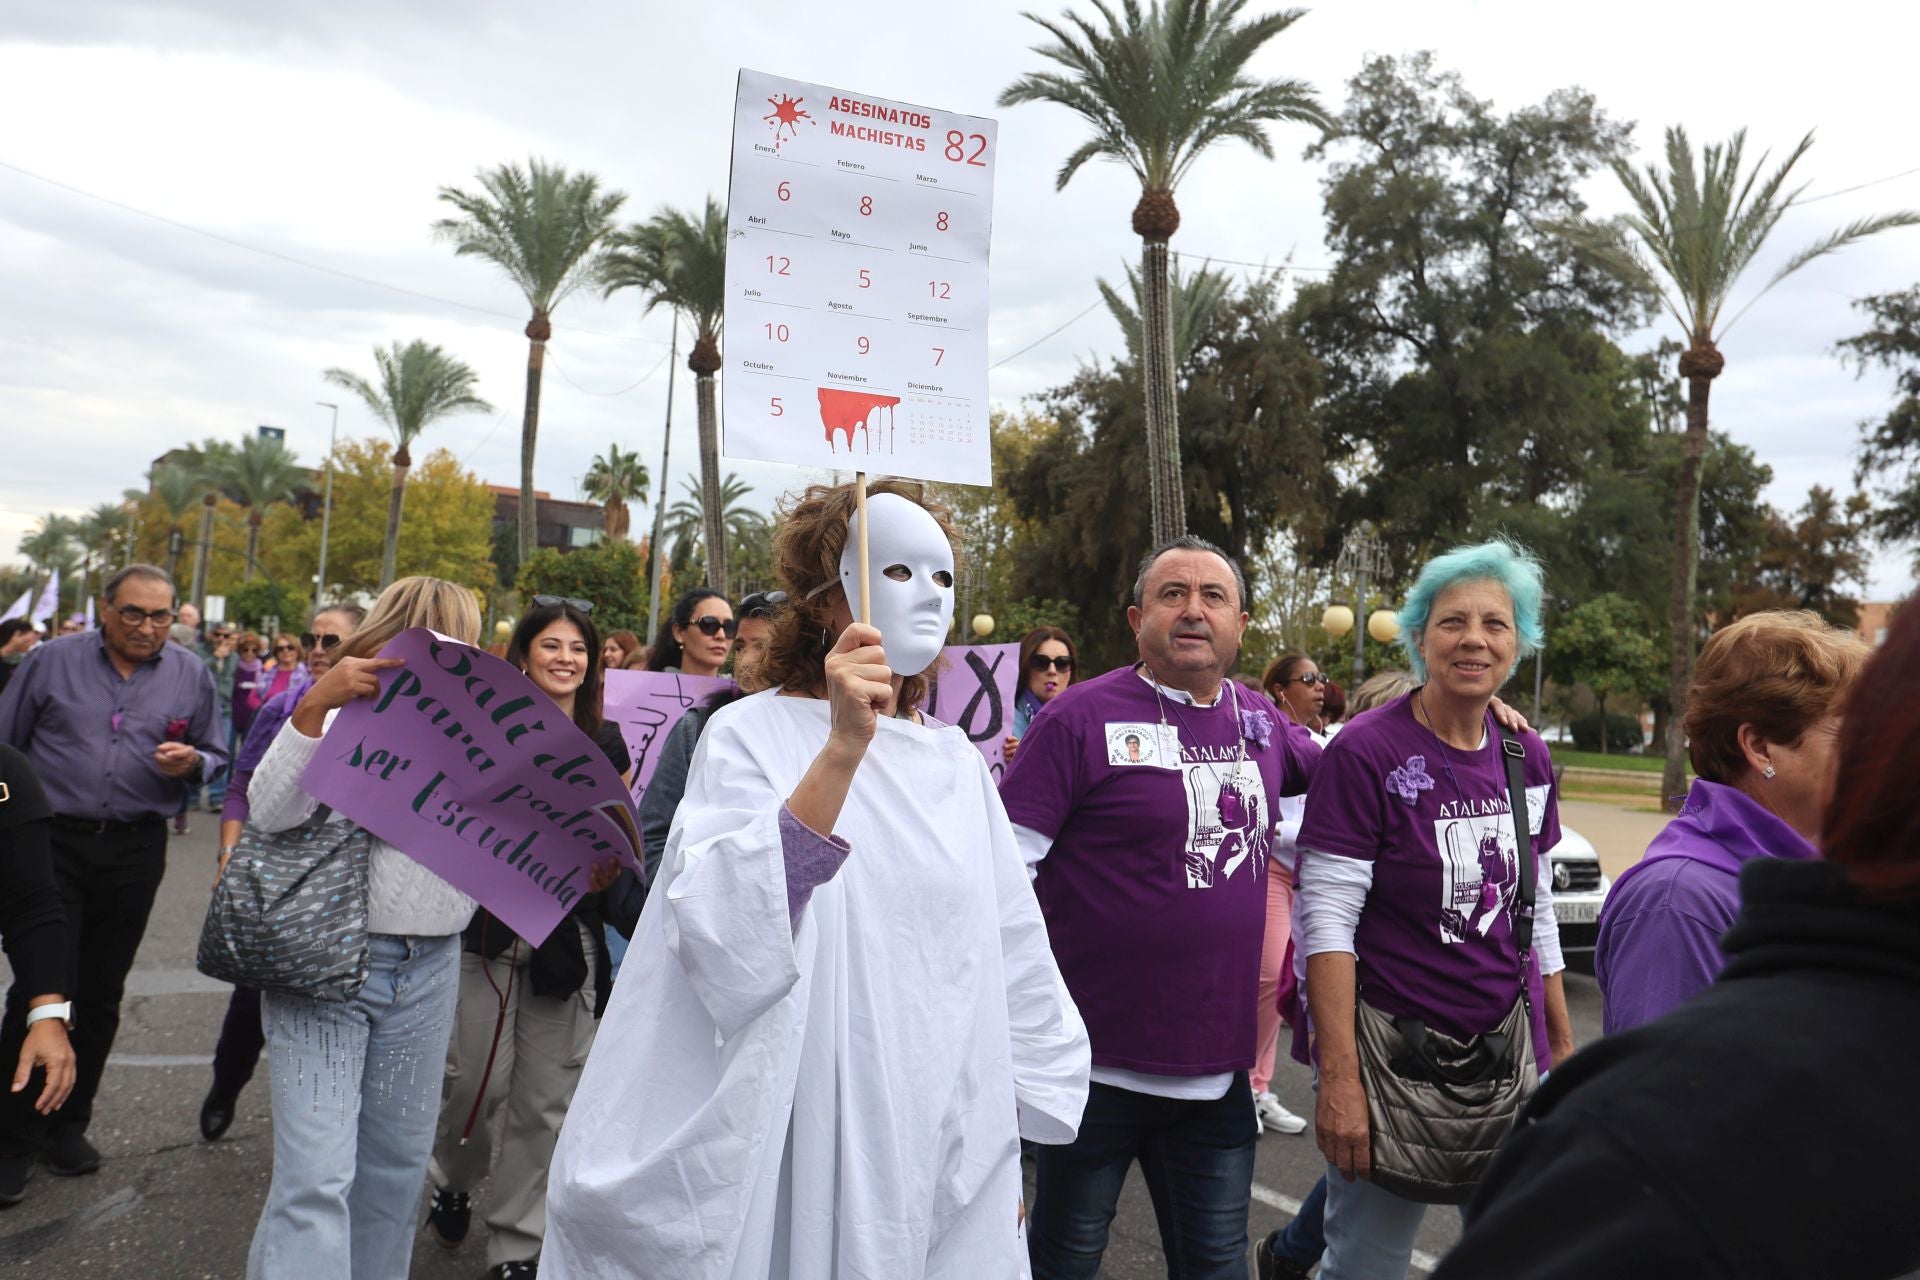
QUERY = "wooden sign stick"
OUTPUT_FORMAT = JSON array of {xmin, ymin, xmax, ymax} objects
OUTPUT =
[{"xmin": 854, "ymin": 471, "xmax": 872, "ymax": 625}]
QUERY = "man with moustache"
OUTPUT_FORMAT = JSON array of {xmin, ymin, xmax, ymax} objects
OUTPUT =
[
  {"xmin": 1001, "ymin": 536, "xmax": 1322, "ymax": 1280},
  {"xmin": 0, "ymin": 565, "xmax": 225, "ymax": 1179}
]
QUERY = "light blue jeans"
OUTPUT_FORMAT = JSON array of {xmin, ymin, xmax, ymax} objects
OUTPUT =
[{"xmin": 247, "ymin": 933, "xmax": 461, "ymax": 1280}]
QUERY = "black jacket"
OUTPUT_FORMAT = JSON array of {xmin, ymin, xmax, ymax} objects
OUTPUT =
[
  {"xmin": 1435, "ymin": 857, "xmax": 1920, "ymax": 1280},
  {"xmin": 462, "ymin": 721, "xmax": 631, "ymax": 1016},
  {"xmin": 0, "ymin": 744, "xmax": 64, "ymax": 1000}
]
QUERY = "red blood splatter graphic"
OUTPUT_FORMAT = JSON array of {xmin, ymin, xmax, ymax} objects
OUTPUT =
[
  {"xmin": 817, "ymin": 388, "xmax": 901, "ymax": 455},
  {"xmin": 763, "ymin": 94, "xmax": 814, "ymax": 149}
]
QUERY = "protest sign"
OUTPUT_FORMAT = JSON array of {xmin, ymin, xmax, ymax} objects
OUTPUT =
[
  {"xmin": 299, "ymin": 628, "xmax": 641, "ymax": 945},
  {"xmin": 925, "ymin": 642, "xmax": 1019, "ymax": 780},
  {"xmin": 600, "ymin": 668, "xmax": 733, "ymax": 811},
  {"xmin": 721, "ymin": 67, "xmax": 999, "ymax": 486}
]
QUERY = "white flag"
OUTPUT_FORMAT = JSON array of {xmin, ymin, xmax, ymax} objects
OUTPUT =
[
  {"xmin": 31, "ymin": 570, "xmax": 59, "ymax": 626},
  {"xmin": 0, "ymin": 588, "xmax": 29, "ymax": 622}
]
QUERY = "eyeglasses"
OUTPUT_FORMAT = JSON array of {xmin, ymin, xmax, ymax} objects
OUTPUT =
[
  {"xmin": 301, "ymin": 632, "xmax": 344, "ymax": 652},
  {"xmin": 1282, "ymin": 672, "xmax": 1330, "ymax": 687},
  {"xmin": 532, "ymin": 594, "xmax": 594, "ymax": 614},
  {"xmin": 273, "ymin": 644, "xmax": 299, "ymax": 655},
  {"xmin": 114, "ymin": 606, "xmax": 177, "ymax": 630},
  {"xmin": 1029, "ymin": 654, "xmax": 1074, "ymax": 673},
  {"xmin": 691, "ymin": 615, "xmax": 738, "ymax": 638}
]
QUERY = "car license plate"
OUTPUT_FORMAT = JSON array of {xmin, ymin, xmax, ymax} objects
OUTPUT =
[{"xmin": 1555, "ymin": 898, "xmax": 1600, "ymax": 925}]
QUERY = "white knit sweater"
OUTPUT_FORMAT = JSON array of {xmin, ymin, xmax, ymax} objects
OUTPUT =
[{"xmin": 248, "ymin": 710, "xmax": 476, "ymax": 937}]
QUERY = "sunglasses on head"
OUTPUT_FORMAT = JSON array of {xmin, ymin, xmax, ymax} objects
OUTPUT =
[
  {"xmin": 1029, "ymin": 654, "xmax": 1074, "ymax": 673},
  {"xmin": 690, "ymin": 614, "xmax": 738, "ymax": 638},
  {"xmin": 301, "ymin": 632, "xmax": 344, "ymax": 652},
  {"xmin": 532, "ymin": 594, "xmax": 594, "ymax": 614}
]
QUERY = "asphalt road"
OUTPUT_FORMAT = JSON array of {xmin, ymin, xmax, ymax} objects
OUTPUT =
[{"xmin": 0, "ymin": 818, "xmax": 1625, "ymax": 1279}]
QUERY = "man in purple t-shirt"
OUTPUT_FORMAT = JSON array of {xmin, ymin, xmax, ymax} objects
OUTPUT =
[{"xmin": 1001, "ymin": 536, "xmax": 1319, "ymax": 1280}]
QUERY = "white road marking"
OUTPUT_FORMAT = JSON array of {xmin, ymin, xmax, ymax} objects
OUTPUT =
[{"xmin": 1250, "ymin": 1181, "xmax": 1442, "ymax": 1275}]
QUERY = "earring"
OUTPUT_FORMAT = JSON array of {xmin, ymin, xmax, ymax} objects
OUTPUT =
[{"xmin": 1762, "ymin": 765, "xmax": 1776, "ymax": 779}]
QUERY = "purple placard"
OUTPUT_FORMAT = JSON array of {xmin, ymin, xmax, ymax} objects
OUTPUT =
[
  {"xmin": 924, "ymin": 642, "xmax": 1020, "ymax": 780},
  {"xmin": 299, "ymin": 628, "xmax": 642, "ymax": 945},
  {"xmin": 600, "ymin": 668, "xmax": 734, "ymax": 810}
]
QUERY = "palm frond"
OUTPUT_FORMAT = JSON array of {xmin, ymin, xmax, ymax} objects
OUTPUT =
[{"xmin": 434, "ymin": 157, "xmax": 627, "ymax": 317}]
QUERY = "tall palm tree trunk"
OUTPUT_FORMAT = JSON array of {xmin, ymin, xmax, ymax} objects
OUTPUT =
[
  {"xmin": 1661, "ymin": 337, "xmax": 1723, "ymax": 802},
  {"xmin": 647, "ymin": 315, "xmax": 679, "ymax": 645},
  {"xmin": 164, "ymin": 525, "xmax": 183, "ymax": 583},
  {"xmin": 1135, "ymin": 189, "xmax": 1185, "ymax": 543},
  {"xmin": 381, "ymin": 447, "xmax": 412, "ymax": 590},
  {"xmin": 690, "ymin": 334, "xmax": 727, "ymax": 598},
  {"xmin": 245, "ymin": 513, "xmax": 262, "ymax": 583},
  {"xmin": 192, "ymin": 496, "xmax": 216, "ymax": 609},
  {"xmin": 519, "ymin": 313, "xmax": 551, "ymax": 565}
]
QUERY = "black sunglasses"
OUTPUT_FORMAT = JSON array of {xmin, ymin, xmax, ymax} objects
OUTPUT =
[
  {"xmin": 690, "ymin": 614, "xmax": 738, "ymax": 638},
  {"xmin": 272, "ymin": 643, "xmax": 299, "ymax": 654},
  {"xmin": 532, "ymin": 594, "xmax": 594, "ymax": 614},
  {"xmin": 1029, "ymin": 654, "xmax": 1074, "ymax": 673},
  {"xmin": 1283, "ymin": 672, "xmax": 1330, "ymax": 687},
  {"xmin": 301, "ymin": 632, "xmax": 345, "ymax": 652}
]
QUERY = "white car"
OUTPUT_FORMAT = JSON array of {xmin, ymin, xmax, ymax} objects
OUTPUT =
[{"xmin": 1547, "ymin": 826, "xmax": 1609, "ymax": 970}]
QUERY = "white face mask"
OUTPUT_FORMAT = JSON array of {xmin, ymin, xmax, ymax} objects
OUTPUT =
[{"xmin": 838, "ymin": 493, "xmax": 955, "ymax": 677}]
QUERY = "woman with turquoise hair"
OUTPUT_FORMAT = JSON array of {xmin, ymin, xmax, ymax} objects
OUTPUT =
[{"xmin": 1274, "ymin": 539, "xmax": 1574, "ymax": 1280}]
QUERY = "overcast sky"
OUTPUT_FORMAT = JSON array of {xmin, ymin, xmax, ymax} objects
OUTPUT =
[{"xmin": 3, "ymin": 0, "xmax": 1916, "ymax": 599}]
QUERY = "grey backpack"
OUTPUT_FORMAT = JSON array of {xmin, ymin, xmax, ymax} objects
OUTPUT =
[{"xmin": 197, "ymin": 809, "xmax": 373, "ymax": 1002}]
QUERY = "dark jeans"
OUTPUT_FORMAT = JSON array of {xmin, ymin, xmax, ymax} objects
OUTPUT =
[
  {"xmin": 210, "ymin": 985, "xmax": 265, "ymax": 1099},
  {"xmin": 1272, "ymin": 1174, "xmax": 1328, "ymax": 1264},
  {"xmin": 1029, "ymin": 1071, "xmax": 1259, "ymax": 1280},
  {"xmin": 0, "ymin": 817, "xmax": 167, "ymax": 1151}
]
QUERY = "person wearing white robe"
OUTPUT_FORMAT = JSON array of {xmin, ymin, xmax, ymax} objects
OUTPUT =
[{"xmin": 545, "ymin": 484, "xmax": 1090, "ymax": 1280}]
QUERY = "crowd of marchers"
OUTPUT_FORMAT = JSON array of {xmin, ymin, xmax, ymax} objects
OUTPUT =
[{"xmin": 0, "ymin": 477, "xmax": 1915, "ymax": 1280}]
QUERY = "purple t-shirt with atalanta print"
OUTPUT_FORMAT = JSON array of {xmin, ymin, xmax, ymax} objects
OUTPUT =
[
  {"xmin": 1000, "ymin": 665, "xmax": 1320, "ymax": 1076},
  {"xmin": 1297, "ymin": 692, "xmax": 1562, "ymax": 1069}
]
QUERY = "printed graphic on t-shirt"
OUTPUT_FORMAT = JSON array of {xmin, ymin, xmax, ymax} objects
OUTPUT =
[
  {"xmin": 1434, "ymin": 799, "xmax": 1519, "ymax": 944},
  {"xmin": 1180, "ymin": 758, "xmax": 1270, "ymax": 890}
]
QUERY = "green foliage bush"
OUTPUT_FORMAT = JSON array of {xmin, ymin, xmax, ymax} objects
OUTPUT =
[
  {"xmin": 1570, "ymin": 709, "xmax": 1644, "ymax": 753},
  {"xmin": 224, "ymin": 578, "xmax": 309, "ymax": 633},
  {"xmin": 516, "ymin": 541, "xmax": 648, "ymax": 635}
]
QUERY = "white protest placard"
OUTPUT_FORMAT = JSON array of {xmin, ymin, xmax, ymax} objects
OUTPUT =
[{"xmin": 722, "ymin": 68, "xmax": 998, "ymax": 486}]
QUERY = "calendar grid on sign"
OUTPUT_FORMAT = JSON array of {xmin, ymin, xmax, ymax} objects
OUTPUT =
[{"xmin": 722, "ymin": 68, "xmax": 998, "ymax": 487}]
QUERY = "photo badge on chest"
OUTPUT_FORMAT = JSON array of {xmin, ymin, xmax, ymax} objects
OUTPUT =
[{"xmin": 1105, "ymin": 721, "xmax": 1180, "ymax": 769}]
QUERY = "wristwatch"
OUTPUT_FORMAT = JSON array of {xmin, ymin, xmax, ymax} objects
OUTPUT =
[{"xmin": 25, "ymin": 1001, "xmax": 72, "ymax": 1030}]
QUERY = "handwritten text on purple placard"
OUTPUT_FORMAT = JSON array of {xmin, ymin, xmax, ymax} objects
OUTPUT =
[{"xmin": 300, "ymin": 628, "xmax": 641, "ymax": 945}]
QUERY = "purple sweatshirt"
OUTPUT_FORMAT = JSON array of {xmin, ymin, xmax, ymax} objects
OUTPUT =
[{"xmin": 1594, "ymin": 778, "xmax": 1815, "ymax": 1034}]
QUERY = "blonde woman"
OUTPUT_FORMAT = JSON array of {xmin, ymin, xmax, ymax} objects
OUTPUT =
[{"xmin": 242, "ymin": 577, "xmax": 482, "ymax": 1280}]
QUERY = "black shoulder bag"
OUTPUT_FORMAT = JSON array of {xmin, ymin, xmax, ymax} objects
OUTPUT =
[{"xmin": 1352, "ymin": 723, "xmax": 1542, "ymax": 1204}]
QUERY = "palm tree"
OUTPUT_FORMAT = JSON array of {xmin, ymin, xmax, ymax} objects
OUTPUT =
[
  {"xmin": 1001, "ymin": 0, "xmax": 1327, "ymax": 543},
  {"xmin": 1573, "ymin": 127, "xmax": 1920, "ymax": 798},
  {"xmin": 205, "ymin": 435, "xmax": 307, "ymax": 584},
  {"xmin": 435, "ymin": 159, "xmax": 627, "ymax": 565},
  {"xmin": 1097, "ymin": 255, "xmax": 1234, "ymax": 368},
  {"xmin": 601, "ymin": 198, "xmax": 729, "ymax": 594},
  {"xmin": 581, "ymin": 441, "xmax": 650, "ymax": 543},
  {"xmin": 18, "ymin": 515, "xmax": 77, "ymax": 580},
  {"xmin": 128, "ymin": 461, "xmax": 210, "ymax": 583},
  {"xmin": 73, "ymin": 503, "xmax": 129, "ymax": 606},
  {"xmin": 325, "ymin": 340, "xmax": 492, "ymax": 589},
  {"xmin": 662, "ymin": 473, "xmax": 765, "ymax": 575}
]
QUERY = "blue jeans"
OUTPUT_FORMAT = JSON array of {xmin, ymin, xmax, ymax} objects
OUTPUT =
[
  {"xmin": 1029, "ymin": 1072, "xmax": 1259, "ymax": 1280},
  {"xmin": 1271, "ymin": 1174, "xmax": 1328, "ymax": 1265},
  {"xmin": 247, "ymin": 934, "xmax": 461, "ymax": 1280}
]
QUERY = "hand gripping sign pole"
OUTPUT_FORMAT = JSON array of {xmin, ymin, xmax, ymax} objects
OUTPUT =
[{"xmin": 722, "ymin": 69, "xmax": 1000, "ymax": 632}]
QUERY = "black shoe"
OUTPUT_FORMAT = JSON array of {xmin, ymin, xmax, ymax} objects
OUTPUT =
[
  {"xmin": 200, "ymin": 1087, "xmax": 237, "ymax": 1141},
  {"xmin": 43, "ymin": 1127, "xmax": 100, "ymax": 1176},
  {"xmin": 1256, "ymin": 1227, "xmax": 1314, "ymax": 1280},
  {"xmin": 0, "ymin": 1151, "xmax": 31, "ymax": 1208},
  {"xmin": 425, "ymin": 1186, "xmax": 471, "ymax": 1249},
  {"xmin": 485, "ymin": 1261, "xmax": 537, "ymax": 1279}
]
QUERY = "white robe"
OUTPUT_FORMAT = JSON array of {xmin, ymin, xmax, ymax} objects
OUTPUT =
[{"xmin": 545, "ymin": 690, "xmax": 1090, "ymax": 1280}]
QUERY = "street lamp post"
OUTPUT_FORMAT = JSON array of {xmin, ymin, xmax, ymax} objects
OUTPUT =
[
  {"xmin": 1334, "ymin": 522, "xmax": 1391, "ymax": 684},
  {"xmin": 315, "ymin": 401, "xmax": 339, "ymax": 600}
]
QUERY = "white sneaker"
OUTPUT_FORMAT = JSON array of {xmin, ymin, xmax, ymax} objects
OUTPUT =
[{"xmin": 1254, "ymin": 1091, "xmax": 1308, "ymax": 1135}]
